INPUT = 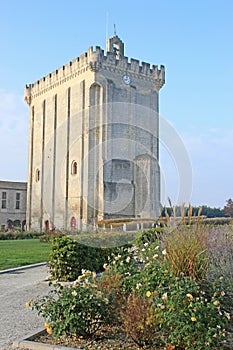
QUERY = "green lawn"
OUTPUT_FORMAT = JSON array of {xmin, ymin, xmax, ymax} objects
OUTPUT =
[{"xmin": 0, "ymin": 239, "xmax": 51, "ymax": 270}]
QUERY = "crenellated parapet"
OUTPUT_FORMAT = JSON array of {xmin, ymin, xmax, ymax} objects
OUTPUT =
[{"xmin": 24, "ymin": 36, "xmax": 165, "ymax": 104}]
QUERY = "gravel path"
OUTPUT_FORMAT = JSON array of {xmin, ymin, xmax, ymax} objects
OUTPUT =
[{"xmin": 0, "ymin": 265, "xmax": 51, "ymax": 350}]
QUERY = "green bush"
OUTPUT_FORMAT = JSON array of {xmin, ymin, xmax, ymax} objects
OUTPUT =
[
  {"xmin": 39, "ymin": 230, "xmax": 65, "ymax": 242},
  {"xmin": 29, "ymin": 226, "xmax": 232, "ymax": 349},
  {"xmin": 29, "ymin": 271, "xmax": 114, "ymax": 338},
  {"xmin": 0, "ymin": 231, "xmax": 43, "ymax": 240},
  {"xmin": 72, "ymin": 230, "xmax": 137, "ymax": 248},
  {"xmin": 48, "ymin": 235, "xmax": 117, "ymax": 281},
  {"xmin": 103, "ymin": 236, "xmax": 230, "ymax": 349},
  {"xmin": 135, "ymin": 227, "xmax": 164, "ymax": 247}
]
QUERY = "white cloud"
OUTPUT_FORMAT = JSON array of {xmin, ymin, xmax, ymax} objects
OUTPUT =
[{"xmin": 0, "ymin": 90, "xmax": 28, "ymax": 181}]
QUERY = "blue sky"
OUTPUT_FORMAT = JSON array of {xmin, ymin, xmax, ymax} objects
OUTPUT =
[{"xmin": 0, "ymin": 0, "xmax": 232, "ymax": 208}]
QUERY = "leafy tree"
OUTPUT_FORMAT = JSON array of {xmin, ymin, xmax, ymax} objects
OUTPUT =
[
  {"xmin": 224, "ymin": 198, "xmax": 233, "ymax": 217},
  {"xmin": 192, "ymin": 206, "xmax": 225, "ymax": 218},
  {"xmin": 161, "ymin": 205, "xmax": 225, "ymax": 218}
]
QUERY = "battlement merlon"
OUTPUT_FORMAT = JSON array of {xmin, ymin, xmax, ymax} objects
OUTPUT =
[{"xmin": 24, "ymin": 40, "xmax": 165, "ymax": 104}]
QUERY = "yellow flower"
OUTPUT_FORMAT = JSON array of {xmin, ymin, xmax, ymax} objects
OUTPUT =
[
  {"xmin": 186, "ymin": 293, "xmax": 193, "ymax": 299},
  {"xmin": 44, "ymin": 322, "xmax": 50, "ymax": 328},
  {"xmin": 146, "ymin": 291, "xmax": 152, "ymax": 297},
  {"xmin": 191, "ymin": 317, "xmax": 197, "ymax": 322},
  {"xmin": 213, "ymin": 300, "xmax": 220, "ymax": 306},
  {"xmin": 25, "ymin": 302, "xmax": 30, "ymax": 308},
  {"xmin": 71, "ymin": 290, "xmax": 77, "ymax": 297},
  {"xmin": 46, "ymin": 327, "xmax": 53, "ymax": 335},
  {"xmin": 162, "ymin": 292, "xmax": 168, "ymax": 301}
]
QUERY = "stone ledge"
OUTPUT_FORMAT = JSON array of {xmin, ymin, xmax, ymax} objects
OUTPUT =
[
  {"xmin": 13, "ymin": 328, "xmax": 81, "ymax": 350},
  {"xmin": 0, "ymin": 262, "xmax": 47, "ymax": 275}
]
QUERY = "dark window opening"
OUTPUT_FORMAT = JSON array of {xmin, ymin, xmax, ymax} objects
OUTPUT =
[
  {"xmin": 2, "ymin": 192, "xmax": 6, "ymax": 209},
  {"xmin": 71, "ymin": 161, "xmax": 78, "ymax": 175},
  {"xmin": 16, "ymin": 193, "xmax": 20, "ymax": 209},
  {"xmin": 36, "ymin": 169, "xmax": 40, "ymax": 182}
]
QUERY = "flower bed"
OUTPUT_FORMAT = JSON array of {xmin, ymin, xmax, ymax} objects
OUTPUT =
[{"xmin": 26, "ymin": 224, "xmax": 233, "ymax": 350}]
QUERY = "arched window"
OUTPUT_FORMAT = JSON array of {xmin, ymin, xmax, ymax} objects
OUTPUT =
[
  {"xmin": 71, "ymin": 216, "xmax": 76, "ymax": 231},
  {"xmin": 45, "ymin": 220, "xmax": 50, "ymax": 231},
  {"xmin": 35, "ymin": 168, "xmax": 40, "ymax": 182},
  {"xmin": 71, "ymin": 161, "xmax": 77, "ymax": 175}
]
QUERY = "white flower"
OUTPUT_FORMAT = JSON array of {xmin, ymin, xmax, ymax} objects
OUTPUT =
[
  {"xmin": 126, "ymin": 256, "xmax": 131, "ymax": 263},
  {"xmin": 154, "ymin": 245, "xmax": 160, "ymax": 250},
  {"xmin": 162, "ymin": 249, "xmax": 166, "ymax": 255},
  {"xmin": 162, "ymin": 292, "xmax": 168, "ymax": 301},
  {"xmin": 136, "ymin": 283, "xmax": 142, "ymax": 290}
]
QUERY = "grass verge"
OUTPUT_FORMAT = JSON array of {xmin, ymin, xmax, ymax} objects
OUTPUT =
[{"xmin": 0, "ymin": 239, "xmax": 50, "ymax": 270}]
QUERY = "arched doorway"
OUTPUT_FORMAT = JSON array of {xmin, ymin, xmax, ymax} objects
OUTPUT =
[
  {"xmin": 13, "ymin": 220, "xmax": 21, "ymax": 229},
  {"xmin": 22, "ymin": 220, "xmax": 26, "ymax": 231},
  {"xmin": 7, "ymin": 219, "xmax": 13, "ymax": 231},
  {"xmin": 71, "ymin": 217, "xmax": 76, "ymax": 232},
  {"xmin": 45, "ymin": 220, "xmax": 50, "ymax": 232}
]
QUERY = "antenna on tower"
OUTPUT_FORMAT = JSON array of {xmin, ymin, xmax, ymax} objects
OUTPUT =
[{"xmin": 114, "ymin": 23, "xmax": 117, "ymax": 36}]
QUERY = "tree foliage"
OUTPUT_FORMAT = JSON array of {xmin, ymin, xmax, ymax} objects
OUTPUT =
[{"xmin": 224, "ymin": 198, "xmax": 233, "ymax": 217}]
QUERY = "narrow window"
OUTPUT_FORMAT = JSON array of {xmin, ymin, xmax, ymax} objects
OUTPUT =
[
  {"xmin": 36, "ymin": 168, "xmax": 40, "ymax": 182},
  {"xmin": 71, "ymin": 161, "xmax": 78, "ymax": 175},
  {"xmin": 16, "ymin": 192, "xmax": 20, "ymax": 209},
  {"xmin": 2, "ymin": 192, "xmax": 6, "ymax": 209}
]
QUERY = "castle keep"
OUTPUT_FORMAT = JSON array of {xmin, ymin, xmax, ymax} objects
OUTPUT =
[{"xmin": 24, "ymin": 35, "xmax": 165, "ymax": 231}]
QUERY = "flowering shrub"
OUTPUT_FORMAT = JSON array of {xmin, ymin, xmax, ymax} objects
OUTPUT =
[
  {"xmin": 28, "ymin": 270, "xmax": 114, "ymax": 338},
  {"xmin": 100, "ymin": 227, "xmax": 231, "ymax": 349},
  {"xmin": 28, "ymin": 224, "xmax": 232, "ymax": 349}
]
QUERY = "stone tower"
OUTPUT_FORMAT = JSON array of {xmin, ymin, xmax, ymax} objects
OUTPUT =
[{"xmin": 24, "ymin": 35, "xmax": 165, "ymax": 231}]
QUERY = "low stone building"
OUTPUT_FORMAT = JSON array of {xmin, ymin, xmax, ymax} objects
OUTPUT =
[{"xmin": 0, "ymin": 181, "xmax": 27, "ymax": 231}]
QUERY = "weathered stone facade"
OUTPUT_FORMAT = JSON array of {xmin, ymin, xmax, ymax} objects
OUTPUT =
[
  {"xmin": 0, "ymin": 181, "xmax": 27, "ymax": 231},
  {"xmin": 24, "ymin": 35, "xmax": 165, "ymax": 231}
]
